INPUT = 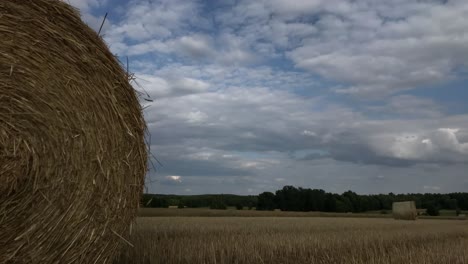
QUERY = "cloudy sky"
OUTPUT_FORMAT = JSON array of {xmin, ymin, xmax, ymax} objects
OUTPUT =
[{"xmin": 68, "ymin": 0, "xmax": 468, "ymax": 195}]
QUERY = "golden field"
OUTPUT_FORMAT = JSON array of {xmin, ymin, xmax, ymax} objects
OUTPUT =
[{"xmin": 115, "ymin": 213, "xmax": 468, "ymax": 264}]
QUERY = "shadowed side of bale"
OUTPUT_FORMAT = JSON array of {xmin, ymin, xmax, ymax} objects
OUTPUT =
[
  {"xmin": 0, "ymin": 0, "xmax": 147, "ymax": 263},
  {"xmin": 392, "ymin": 201, "xmax": 417, "ymax": 221}
]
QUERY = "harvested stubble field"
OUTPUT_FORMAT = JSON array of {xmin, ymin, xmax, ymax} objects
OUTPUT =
[
  {"xmin": 115, "ymin": 216, "xmax": 468, "ymax": 264},
  {"xmin": 138, "ymin": 207, "xmax": 465, "ymax": 220}
]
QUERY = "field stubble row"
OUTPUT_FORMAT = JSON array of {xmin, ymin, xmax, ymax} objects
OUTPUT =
[{"xmin": 115, "ymin": 216, "xmax": 468, "ymax": 264}]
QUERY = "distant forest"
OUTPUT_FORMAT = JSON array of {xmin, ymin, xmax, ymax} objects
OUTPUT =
[{"xmin": 141, "ymin": 186, "xmax": 468, "ymax": 216}]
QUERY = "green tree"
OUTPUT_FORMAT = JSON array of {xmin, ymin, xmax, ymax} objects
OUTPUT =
[
  {"xmin": 443, "ymin": 198, "xmax": 458, "ymax": 210},
  {"xmin": 335, "ymin": 195, "xmax": 354, "ymax": 213},
  {"xmin": 210, "ymin": 199, "xmax": 227, "ymax": 210},
  {"xmin": 343, "ymin": 191, "xmax": 361, "ymax": 212},
  {"xmin": 324, "ymin": 193, "xmax": 337, "ymax": 212},
  {"xmin": 426, "ymin": 202, "xmax": 440, "ymax": 216},
  {"xmin": 257, "ymin": 192, "xmax": 276, "ymax": 210},
  {"xmin": 304, "ymin": 189, "xmax": 326, "ymax": 211},
  {"xmin": 275, "ymin": 186, "xmax": 303, "ymax": 211}
]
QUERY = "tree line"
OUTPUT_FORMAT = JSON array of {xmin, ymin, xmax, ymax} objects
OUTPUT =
[
  {"xmin": 257, "ymin": 186, "xmax": 468, "ymax": 215},
  {"xmin": 141, "ymin": 186, "xmax": 468, "ymax": 215},
  {"xmin": 141, "ymin": 194, "xmax": 257, "ymax": 210}
]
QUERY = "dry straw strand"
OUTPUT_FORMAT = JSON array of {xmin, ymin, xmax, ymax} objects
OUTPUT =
[{"xmin": 0, "ymin": 0, "xmax": 147, "ymax": 263}]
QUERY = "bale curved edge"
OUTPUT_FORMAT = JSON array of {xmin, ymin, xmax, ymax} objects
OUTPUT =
[{"xmin": 0, "ymin": 0, "xmax": 147, "ymax": 263}]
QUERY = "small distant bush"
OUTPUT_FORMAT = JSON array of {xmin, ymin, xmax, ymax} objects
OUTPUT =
[
  {"xmin": 236, "ymin": 204, "xmax": 243, "ymax": 210},
  {"xmin": 426, "ymin": 204, "xmax": 440, "ymax": 216}
]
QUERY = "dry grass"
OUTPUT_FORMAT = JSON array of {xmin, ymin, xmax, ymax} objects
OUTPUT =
[
  {"xmin": 116, "ymin": 217, "xmax": 468, "ymax": 264},
  {"xmin": 138, "ymin": 207, "xmax": 392, "ymax": 218},
  {"xmin": 138, "ymin": 208, "xmax": 463, "ymax": 220}
]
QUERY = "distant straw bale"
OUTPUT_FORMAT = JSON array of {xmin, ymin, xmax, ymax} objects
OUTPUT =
[
  {"xmin": 392, "ymin": 201, "xmax": 417, "ymax": 220},
  {"xmin": 0, "ymin": 0, "xmax": 147, "ymax": 263},
  {"xmin": 459, "ymin": 214, "xmax": 466, "ymax": 220}
]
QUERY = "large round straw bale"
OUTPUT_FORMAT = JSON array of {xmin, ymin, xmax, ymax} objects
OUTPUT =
[
  {"xmin": 392, "ymin": 201, "xmax": 417, "ymax": 221},
  {"xmin": 0, "ymin": 0, "xmax": 147, "ymax": 263}
]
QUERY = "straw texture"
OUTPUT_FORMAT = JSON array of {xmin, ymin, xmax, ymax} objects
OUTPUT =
[
  {"xmin": 0, "ymin": 0, "xmax": 147, "ymax": 263},
  {"xmin": 392, "ymin": 201, "xmax": 417, "ymax": 221}
]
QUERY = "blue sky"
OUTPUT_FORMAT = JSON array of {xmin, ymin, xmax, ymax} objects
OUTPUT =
[{"xmin": 69, "ymin": 0, "xmax": 468, "ymax": 195}]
